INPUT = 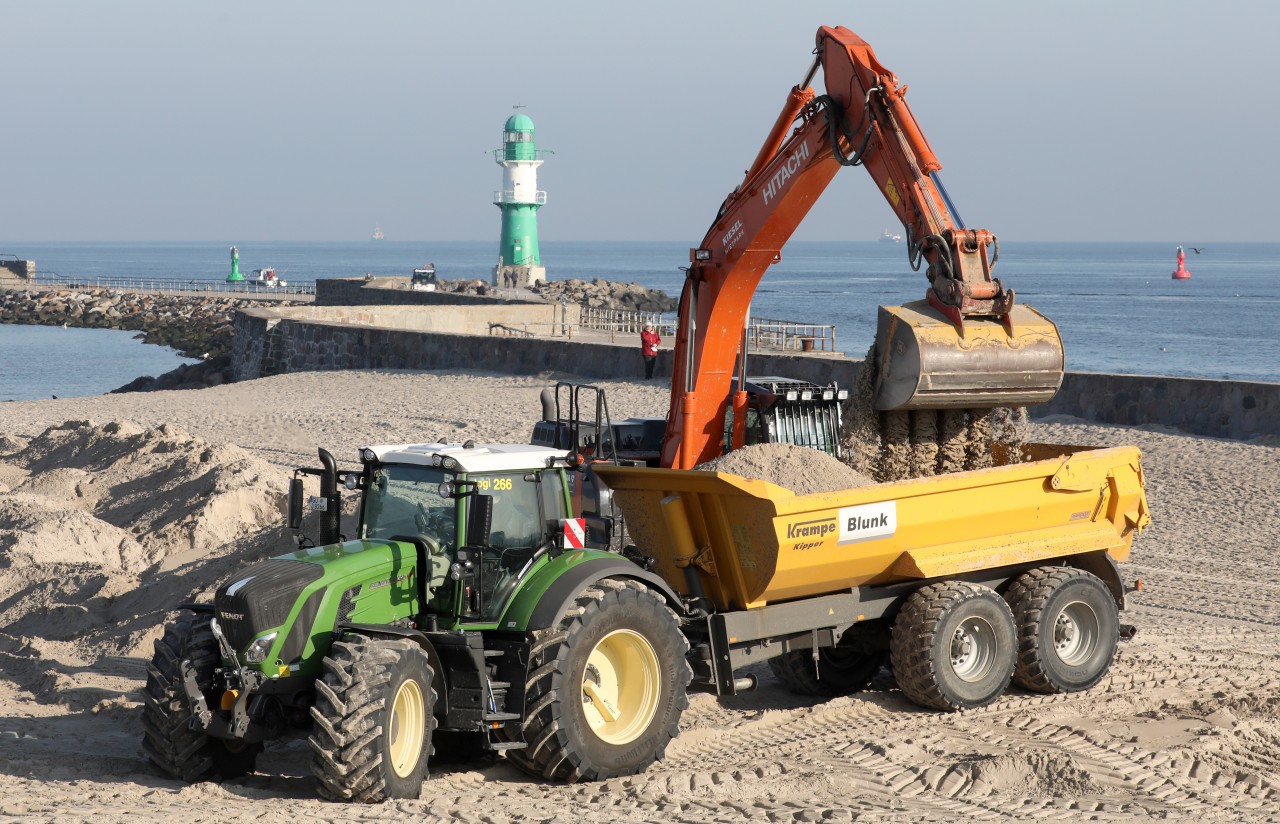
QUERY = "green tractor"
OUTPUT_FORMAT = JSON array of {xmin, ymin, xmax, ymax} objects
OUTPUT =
[{"xmin": 141, "ymin": 441, "xmax": 691, "ymax": 802}]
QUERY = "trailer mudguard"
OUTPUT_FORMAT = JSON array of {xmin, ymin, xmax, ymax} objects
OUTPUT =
[{"xmin": 1064, "ymin": 551, "xmax": 1127, "ymax": 610}]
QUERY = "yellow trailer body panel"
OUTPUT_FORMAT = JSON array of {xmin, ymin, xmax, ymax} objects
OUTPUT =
[{"xmin": 593, "ymin": 444, "xmax": 1148, "ymax": 612}]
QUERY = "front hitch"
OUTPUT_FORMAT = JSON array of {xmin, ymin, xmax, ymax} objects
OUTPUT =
[{"xmin": 182, "ymin": 618, "xmax": 267, "ymax": 740}]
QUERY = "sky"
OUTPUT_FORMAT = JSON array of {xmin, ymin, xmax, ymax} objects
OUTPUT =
[{"xmin": 0, "ymin": 1, "xmax": 1274, "ymax": 243}]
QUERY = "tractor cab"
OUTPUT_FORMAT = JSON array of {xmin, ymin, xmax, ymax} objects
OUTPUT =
[{"xmin": 288, "ymin": 441, "xmax": 577, "ymax": 631}]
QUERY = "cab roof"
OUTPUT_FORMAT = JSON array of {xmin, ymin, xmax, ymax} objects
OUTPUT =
[{"xmin": 364, "ymin": 442, "xmax": 567, "ymax": 474}]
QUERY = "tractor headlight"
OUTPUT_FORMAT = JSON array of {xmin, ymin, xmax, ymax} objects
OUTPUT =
[{"xmin": 244, "ymin": 632, "xmax": 279, "ymax": 664}]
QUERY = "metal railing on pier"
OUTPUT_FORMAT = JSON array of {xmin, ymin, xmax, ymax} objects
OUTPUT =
[
  {"xmin": 578, "ymin": 307, "xmax": 677, "ymax": 337},
  {"xmin": 4, "ymin": 273, "xmax": 316, "ymax": 298},
  {"xmin": 747, "ymin": 317, "xmax": 837, "ymax": 353},
  {"xmin": 576, "ymin": 307, "xmax": 836, "ymax": 353},
  {"xmin": 493, "ymin": 315, "xmax": 838, "ymax": 354}
]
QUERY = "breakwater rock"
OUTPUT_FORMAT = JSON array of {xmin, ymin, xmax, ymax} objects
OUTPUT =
[
  {"xmin": 110, "ymin": 354, "xmax": 233, "ymax": 393},
  {"xmin": 532, "ymin": 278, "xmax": 677, "ymax": 312},
  {"xmin": 0, "ymin": 288, "xmax": 282, "ymax": 359}
]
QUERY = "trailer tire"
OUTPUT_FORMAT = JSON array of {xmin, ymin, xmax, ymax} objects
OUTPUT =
[
  {"xmin": 1005, "ymin": 567, "xmax": 1118, "ymax": 694},
  {"xmin": 890, "ymin": 581, "xmax": 1016, "ymax": 711},
  {"xmin": 768, "ymin": 645, "xmax": 885, "ymax": 697},
  {"xmin": 504, "ymin": 578, "xmax": 690, "ymax": 782},
  {"xmin": 309, "ymin": 634, "xmax": 436, "ymax": 803},
  {"xmin": 141, "ymin": 614, "xmax": 262, "ymax": 782}
]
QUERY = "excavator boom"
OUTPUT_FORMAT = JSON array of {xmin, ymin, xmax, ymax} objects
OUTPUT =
[{"xmin": 662, "ymin": 25, "xmax": 1064, "ymax": 469}]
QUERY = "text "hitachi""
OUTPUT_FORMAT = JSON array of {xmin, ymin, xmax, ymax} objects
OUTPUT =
[{"xmin": 762, "ymin": 141, "xmax": 811, "ymax": 205}]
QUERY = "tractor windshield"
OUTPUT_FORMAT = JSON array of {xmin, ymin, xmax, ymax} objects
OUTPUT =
[
  {"xmin": 361, "ymin": 464, "xmax": 455, "ymax": 545},
  {"xmin": 361, "ymin": 464, "xmax": 457, "ymax": 613}
]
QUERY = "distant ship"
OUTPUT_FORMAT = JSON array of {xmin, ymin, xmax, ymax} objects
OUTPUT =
[
  {"xmin": 371, "ymin": 226, "xmax": 385, "ymax": 241},
  {"xmin": 879, "ymin": 229, "xmax": 902, "ymax": 243}
]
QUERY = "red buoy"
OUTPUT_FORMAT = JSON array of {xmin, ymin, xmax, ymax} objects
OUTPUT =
[{"xmin": 1172, "ymin": 246, "xmax": 1191, "ymax": 280}]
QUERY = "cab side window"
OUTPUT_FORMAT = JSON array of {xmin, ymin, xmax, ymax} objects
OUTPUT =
[
  {"xmin": 486, "ymin": 474, "xmax": 542, "ymax": 549},
  {"xmin": 539, "ymin": 472, "xmax": 569, "ymax": 529}
]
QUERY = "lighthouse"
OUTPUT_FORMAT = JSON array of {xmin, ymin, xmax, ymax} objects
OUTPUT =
[
  {"xmin": 493, "ymin": 112, "xmax": 548, "ymax": 288},
  {"xmin": 227, "ymin": 245, "xmax": 244, "ymax": 283}
]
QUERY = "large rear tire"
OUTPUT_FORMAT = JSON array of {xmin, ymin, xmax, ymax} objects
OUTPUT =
[
  {"xmin": 1005, "ymin": 567, "xmax": 1119, "ymax": 694},
  {"xmin": 505, "ymin": 578, "xmax": 690, "ymax": 782},
  {"xmin": 768, "ymin": 641, "xmax": 885, "ymax": 698},
  {"xmin": 890, "ymin": 581, "xmax": 1016, "ymax": 711},
  {"xmin": 141, "ymin": 614, "xmax": 262, "ymax": 782},
  {"xmin": 309, "ymin": 634, "xmax": 436, "ymax": 803}
]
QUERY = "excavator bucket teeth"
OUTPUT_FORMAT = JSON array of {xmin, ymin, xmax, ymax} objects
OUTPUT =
[{"xmin": 873, "ymin": 300, "xmax": 1064, "ymax": 411}]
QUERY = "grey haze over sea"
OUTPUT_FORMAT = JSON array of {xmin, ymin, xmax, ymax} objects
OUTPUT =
[{"xmin": 2, "ymin": 240, "xmax": 1276, "ymax": 402}]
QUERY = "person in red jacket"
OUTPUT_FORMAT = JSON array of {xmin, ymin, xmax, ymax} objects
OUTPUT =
[{"xmin": 640, "ymin": 322, "xmax": 661, "ymax": 379}]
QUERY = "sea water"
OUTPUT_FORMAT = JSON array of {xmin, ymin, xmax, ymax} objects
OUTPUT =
[
  {"xmin": 0, "ymin": 325, "xmax": 198, "ymax": 402},
  {"xmin": 2, "ymin": 240, "xmax": 1276, "ymax": 400}
]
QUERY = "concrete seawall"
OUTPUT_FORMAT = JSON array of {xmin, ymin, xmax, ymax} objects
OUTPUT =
[{"xmin": 232, "ymin": 304, "xmax": 1279, "ymax": 441}]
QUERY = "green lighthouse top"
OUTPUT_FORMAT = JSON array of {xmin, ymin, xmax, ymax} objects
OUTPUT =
[
  {"xmin": 504, "ymin": 113, "xmax": 535, "ymax": 133},
  {"xmin": 503, "ymin": 113, "xmax": 538, "ymax": 161}
]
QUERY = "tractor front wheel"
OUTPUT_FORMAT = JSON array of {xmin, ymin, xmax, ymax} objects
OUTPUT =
[{"xmin": 309, "ymin": 634, "xmax": 436, "ymax": 803}]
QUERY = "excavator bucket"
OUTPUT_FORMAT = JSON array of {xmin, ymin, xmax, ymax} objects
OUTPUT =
[{"xmin": 873, "ymin": 300, "xmax": 1065, "ymax": 411}]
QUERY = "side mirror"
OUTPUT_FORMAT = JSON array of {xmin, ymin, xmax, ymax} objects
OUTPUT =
[
  {"xmin": 467, "ymin": 494, "xmax": 493, "ymax": 547},
  {"xmin": 287, "ymin": 477, "xmax": 304, "ymax": 529}
]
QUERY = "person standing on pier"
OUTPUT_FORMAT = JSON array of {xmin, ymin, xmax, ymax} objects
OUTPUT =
[{"xmin": 640, "ymin": 322, "xmax": 661, "ymax": 379}]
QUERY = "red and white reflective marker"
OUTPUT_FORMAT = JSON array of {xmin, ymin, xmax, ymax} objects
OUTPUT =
[{"xmin": 561, "ymin": 518, "xmax": 586, "ymax": 549}]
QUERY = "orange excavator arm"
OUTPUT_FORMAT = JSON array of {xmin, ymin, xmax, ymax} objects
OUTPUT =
[{"xmin": 661, "ymin": 25, "xmax": 1059, "ymax": 470}]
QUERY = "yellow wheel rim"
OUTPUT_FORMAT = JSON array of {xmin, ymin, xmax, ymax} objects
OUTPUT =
[
  {"xmin": 581, "ymin": 629, "xmax": 661, "ymax": 745},
  {"xmin": 388, "ymin": 678, "xmax": 426, "ymax": 778}
]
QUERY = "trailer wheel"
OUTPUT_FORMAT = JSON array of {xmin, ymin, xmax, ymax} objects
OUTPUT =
[
  {"xmin": 768, "ymin": 644, "xmax": 885, "ymax": 697},
  {"xmin": 890, "ymin": 581, "xmax": 1016, "ymax": 711},
  {"xmin": 1005, "ymin": 567, "xmax": 1119, "ymax": 694},
  {"xmin": 309, "ymin": 634, "xmax": 436, "ymax": 803},
  {"xmin": 505, "ymin": 578, "xmax": 690, "ymax": 782},
  {"xmin": 141, "ymin": 613, "xmax": 262, "ymax": 782}
]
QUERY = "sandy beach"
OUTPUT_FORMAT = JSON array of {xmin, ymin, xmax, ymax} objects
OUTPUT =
[{"xmin": 2, "ymin": 368, "xmax": 1279, "ymax": 822}]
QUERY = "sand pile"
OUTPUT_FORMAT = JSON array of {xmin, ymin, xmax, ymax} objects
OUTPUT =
[
  {"xmin": 0, "ymin": 420, "xmax": 293, "ymax": 677},
  {"xmin": 696, "ymin": 442, "xmax": 874, "ymax": 495},
  {"xmin": 0, "ymin": 496, "xmax": 147, "ymax": 571},
  {"xmin": 4, "ymin": 420, "xmax": 287, "ymax": 567}
]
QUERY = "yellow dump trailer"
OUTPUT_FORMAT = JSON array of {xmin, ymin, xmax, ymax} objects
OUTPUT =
[{"xmin": 593, "ymin": 444, "xmax": 1149, "ymax": 710}]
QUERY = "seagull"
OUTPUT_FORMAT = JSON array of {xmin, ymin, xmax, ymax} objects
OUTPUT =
[{"xmin": 1190, "ymin": 246, "xmax": 1204, "ymax": 254}]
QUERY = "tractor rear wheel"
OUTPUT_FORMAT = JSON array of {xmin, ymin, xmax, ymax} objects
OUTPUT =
[
  {"xmin": 1005, "ymin": 567, "xmax": 1119, "ymax": 694},
  {"xmin": 309, "ymin": 634, "xmax": 436, "ymax": 803},
  {"xmin": 505, "ymin": 578, "xmax": 690, "ymax": 782},
  {"xmin": 141, "ymin": 613, "xmax": 262, "ymax": 782},
  {"xmin": 890, "ymin": 581, "xmax": 1016, "ymax": 711}
]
